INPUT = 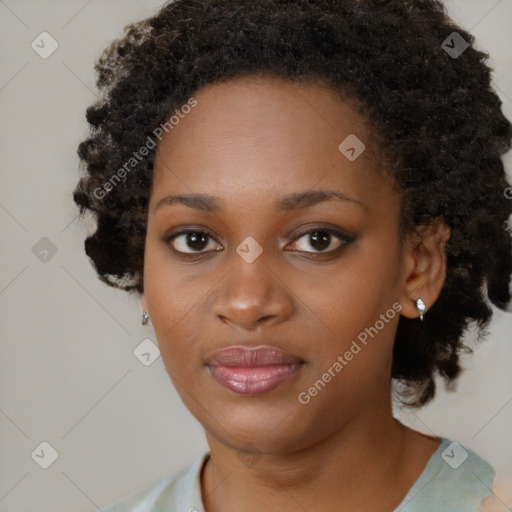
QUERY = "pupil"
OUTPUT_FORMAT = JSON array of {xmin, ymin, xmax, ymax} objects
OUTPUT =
[
  {"xmin": 311, "ymin": 231, "xmax": 330, "ymax": 251},
  {"xmin": 188, "ymin": 232, "xmax": 208, "ymax": 251}
]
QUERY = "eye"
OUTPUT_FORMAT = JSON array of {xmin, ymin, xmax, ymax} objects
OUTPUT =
[
  {"xmin": 165, "ymin": 229, "xmax": 221, "ymax": 254},
  {"xmin": 164, "ymin": 226, "xmax": 355, "ymax": 257},
  {"xmin": 287, "ymin": 228, "xmax": 354, "ymax": 254}
]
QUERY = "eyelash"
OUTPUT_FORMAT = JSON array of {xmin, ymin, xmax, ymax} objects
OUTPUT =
[{"xmin": 164, "ymin": 226, "xmax": 356, "ymax": 259}]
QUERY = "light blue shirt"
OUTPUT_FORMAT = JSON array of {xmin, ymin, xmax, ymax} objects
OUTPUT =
[{"xmin": 102, "ymin": 438, "xmax": 495, "ymax": 512}]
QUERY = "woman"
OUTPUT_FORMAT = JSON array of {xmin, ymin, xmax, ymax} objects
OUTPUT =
[{"xmin": 73, "ymin": 0, "xmax": 512, "ymax": 510}]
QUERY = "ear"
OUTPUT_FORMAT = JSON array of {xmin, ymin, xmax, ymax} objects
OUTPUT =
[
  {"xmin": 398, "ymin": 217, "xmax": 451, "ymax": 320},
  {"xmin": 141, "ymin": 292, "xmax": 148, "ymax": 312}
]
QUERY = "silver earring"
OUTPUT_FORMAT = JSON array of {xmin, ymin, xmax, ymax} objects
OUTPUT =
[
  {"xmin": 141, "ymin": 311, "xmax": 150, "ymax": 326},
  {"xmin": 415, "ymin": 298, "xmax": 427, "ymax": 321}
]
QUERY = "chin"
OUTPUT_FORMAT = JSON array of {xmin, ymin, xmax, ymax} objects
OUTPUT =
[{"xmin": 203, "ymin": 405, "xmax": 320, "ymax": 455}]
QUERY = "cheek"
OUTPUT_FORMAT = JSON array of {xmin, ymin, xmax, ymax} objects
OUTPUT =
[
  {"xmin": 313, "ymin": 243, "xmax": 401, "ymax": 341},
  {"xmin": 300, "ymin": 244, "xmax": 402, "ymax": 399},
  {"xmin": 143, "ymin": 243, "xmax": 202, "ymax": 368},
  {"xmin": 146, "ymin": 293, "xmax": 206, "ymax": 378},
  {"xmin": 295, "ymin": 265, "xmax": 400, "ymax": 427},
  {"xmin": 144, "ymin": 231, "xmax": 203, "ymax": 324}
]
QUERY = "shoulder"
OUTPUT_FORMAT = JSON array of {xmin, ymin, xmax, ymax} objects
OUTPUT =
[
  {"xmin": 397, "ymin": 438, "xmax": 496, "ymax": 512},
  {"xmin": 102, "ymin": 452, "xmax": 209, "ymax": 512}
]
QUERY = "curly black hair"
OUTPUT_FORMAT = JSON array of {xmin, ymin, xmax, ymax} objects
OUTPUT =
[{"xmin": 73, "ymin": 0, "xmax": 512, "ymax": 407}]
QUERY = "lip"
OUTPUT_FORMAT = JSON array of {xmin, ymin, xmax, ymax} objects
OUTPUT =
[{"xmin": 205, "ymin": 345, "xmax": 305, "ymax": 396}]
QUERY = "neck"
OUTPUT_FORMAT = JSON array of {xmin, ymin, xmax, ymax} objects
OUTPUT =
[{"xmin": 201, "ymin": 393, "xmax": 423, "ymax": 512}]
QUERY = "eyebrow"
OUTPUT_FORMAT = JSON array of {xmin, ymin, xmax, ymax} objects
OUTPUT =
[{"xmin": 154, "ymin": 189, "xmax": 365, "ymax": 213}]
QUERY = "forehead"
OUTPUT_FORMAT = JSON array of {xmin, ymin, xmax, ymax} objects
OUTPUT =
[
  {"xmin": 151, "ymin": 75, "xmax": 394, "ymax": 212},
  {"xmin": 155, "ymin": 74, "xmax": 373, "ymax": 158}
]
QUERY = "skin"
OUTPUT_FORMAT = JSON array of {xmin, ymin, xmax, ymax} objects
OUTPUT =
[{"xmin": 141, "ymin": 74, "xmax": 451, "ymax": 512}]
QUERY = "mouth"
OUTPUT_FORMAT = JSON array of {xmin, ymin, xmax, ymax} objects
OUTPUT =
[{"xmin": 205, "ymin": 345, "xmax": 305, "ymax": 396}]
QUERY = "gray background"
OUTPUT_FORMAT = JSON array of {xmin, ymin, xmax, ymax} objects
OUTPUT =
[{"xmin": 1, "ymin": 0, "xmax": 511, "ymax": 510}]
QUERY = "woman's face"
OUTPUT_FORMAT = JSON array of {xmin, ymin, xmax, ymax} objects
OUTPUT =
[{"xmin": 142, "ymin": 75, "xmax": 415, "ymax": 454}]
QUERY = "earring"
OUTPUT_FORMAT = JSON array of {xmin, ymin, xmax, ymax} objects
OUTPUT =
[
  {"xmin": 415, "ymin": 298, "xmax": 427, "ymax": 321},
  {"xmin": 141, "ymin": 311, "xmax": 150, "ymax": 326}
]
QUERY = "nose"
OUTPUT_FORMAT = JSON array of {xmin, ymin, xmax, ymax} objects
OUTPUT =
[{"xmin": 212, "ymin": 253, "xmax": 294, "ymax": 331}]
